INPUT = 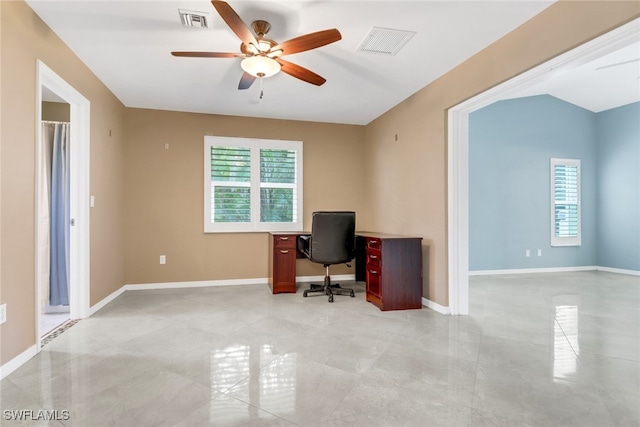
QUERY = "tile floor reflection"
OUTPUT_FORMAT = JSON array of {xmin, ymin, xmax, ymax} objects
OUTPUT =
[{"xmin": 1, "ymin": 271, "xmax": 638, "ymax": 426}]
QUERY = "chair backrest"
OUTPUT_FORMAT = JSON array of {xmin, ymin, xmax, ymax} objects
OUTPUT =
[{"xmin": 309, "ymin": 211, "xmax": 356, "ymax": 265}]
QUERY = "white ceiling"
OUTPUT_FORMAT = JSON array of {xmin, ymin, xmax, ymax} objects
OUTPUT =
[
  {"xmin": 27, "ymin": 1, "xmax": 639, "ymax": 124},
  {"xmin": 506, "ymin": 40, "xmax": 640, "ymax": 111}
]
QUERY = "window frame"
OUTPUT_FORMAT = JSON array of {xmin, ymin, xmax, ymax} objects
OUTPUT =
[
  {"xmin": 204, "ymin": 136, "xmax": 303, "ymax": 233},
  {"xmin": 550, "ymin": 158, "xmax": 581, "ymax": 247}
]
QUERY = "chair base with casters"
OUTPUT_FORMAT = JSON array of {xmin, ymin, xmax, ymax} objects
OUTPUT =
[{"xmin": 302, "ymin": 265, "xmax": 355, "ymax": 303}]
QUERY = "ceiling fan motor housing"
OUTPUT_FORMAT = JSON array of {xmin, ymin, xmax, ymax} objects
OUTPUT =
[{"xmin": 251, "ymin": 20, "xmax": 271, "ymax": 37}]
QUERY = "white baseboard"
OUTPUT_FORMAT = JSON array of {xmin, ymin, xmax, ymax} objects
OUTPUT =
[
  {"xmin": 89, "ymin": 285, "xmax": 127, "ymax": 316},
  {"xmin": 296, "ymin": 274, "xmax": 356, "ymax": 283},
  {"xmin": 469, "ymin": 265, "xmax": 640, "ymax": 277},
  {"xmin": 596, "ymin": 266, "xmax": 640, "ymax": 276},
  {"xmin": 0, "ymin": 345, "xmax": 38, "ymax": 380},
  {"xmin": 422, "ymin": 297, "xmax": 450, "ymax": 315},
  {"xmin": 469, "ymin": 266, "xmax": 597, "ymax": 276},
  {"xmin": 124, "ymin": 275, "xmax": 358, "ymax": 291},
  {"xmin": 125, "ymin": 277, "xmax": 267, "ymax": 291}
]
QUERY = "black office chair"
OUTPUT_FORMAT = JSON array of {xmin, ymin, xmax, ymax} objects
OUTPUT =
[{"xmin": 298, "ymin": 211, "xmax": 356, "ymax": 303}]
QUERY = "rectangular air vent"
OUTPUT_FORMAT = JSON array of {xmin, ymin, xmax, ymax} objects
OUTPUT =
[
  {"xmin": 357, "ymin": 27, "xmax": 416, "ymax": 56},
  {"xmin": 179, "ymin": 9, "xmax": 209, "ymax": 29}
]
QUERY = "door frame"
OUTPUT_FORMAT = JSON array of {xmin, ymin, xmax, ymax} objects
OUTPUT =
[
  {"xmin": 447, "ymin": 19, "xmax": 639, "ymax": 315},
  {"xmin": 35, "ymin": 61, "xmax": 91, "ymax": 345}
]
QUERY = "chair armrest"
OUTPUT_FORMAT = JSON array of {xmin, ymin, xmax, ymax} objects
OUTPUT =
[{"xmin": 298, "ymin": 235, "xmax": 311, "ymax": 257}]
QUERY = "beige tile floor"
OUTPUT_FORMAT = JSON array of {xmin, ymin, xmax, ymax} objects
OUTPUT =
[{"xmin": 1, "ymin": 271, "xmax": 638, "ymax": 426}]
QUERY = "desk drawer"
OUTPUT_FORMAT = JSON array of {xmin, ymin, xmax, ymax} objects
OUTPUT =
[
  {"xmin": 366, "ymin": 238, "xmax": 382, "ymax": 250},
  {"xmin": 274, "ymin": 235, "xmax": 296, "ymax": 249},
  {"xmin": 366, "ymin": 266, "xmax": 382, "ymax": 298},
  {"xmin": 366, "ymin": 248, "xmax": 381, "ymax": 263}
]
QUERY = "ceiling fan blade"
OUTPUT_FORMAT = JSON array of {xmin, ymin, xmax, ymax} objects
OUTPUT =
[
  {"xmin": 238, "ymin": 72, "xmax": 257, "ymax": 90},
  {"xmin": 277, "ymin": 58, "xmax": 326, "ymax": 86},
  {"xmin": 211, "ymin": 1, "xmax": 258, "ymax": 48},
  {"xmin": 272, "ymin": 29, "xmax": 341, "ymax": 56},
  {"xmin": 171, "ymin": 51, "xmax": 242, "ymax": 58}
]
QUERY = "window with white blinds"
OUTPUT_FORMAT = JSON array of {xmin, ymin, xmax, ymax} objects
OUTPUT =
[
  {"xmin": 550, "ymin": 158, "xmax": 581, "ymax": 246},
  {"xmin": 204, "ymin": 136, "xmax": 303, "ymax": 232}
]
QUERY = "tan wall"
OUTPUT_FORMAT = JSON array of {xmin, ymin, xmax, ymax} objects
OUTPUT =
[
  {"xmin": 42, "ymin": 101, "xmax": 70, "ymax": 122},
  {"xmin": 364, "ymin": 0, "xmax": 640, "ymax": 306},
  {"xmin": 124, "ymin": 108, "xmax": 366, "ymax": 285},
  {"xmin": 0, "ymin": 1, "xmax": 127, "ymax": 365}
]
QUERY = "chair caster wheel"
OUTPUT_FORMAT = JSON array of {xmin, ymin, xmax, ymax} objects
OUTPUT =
[
  {"xmin": 329, "ymin": 296, "xmax": 334, "ymax": 303},
  {"xmin": 350, "ymin": 291, "xmax": 355, "ymax": 297},
  {"xmin": 303, "ymin": 291, "xmax": 308, "ymax": 297}
]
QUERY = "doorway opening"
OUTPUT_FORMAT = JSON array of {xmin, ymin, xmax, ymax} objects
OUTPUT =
[
  {"xmin": 39, "ymin": 96, "xmax": 71, "ymax": 336},
  {"xmin": 36, "ymin": 61, "xmax": 91, "ymax": 348},
  {"xmin": 447, "ymin": 19, "xmax": 639, "ymax": 315}
]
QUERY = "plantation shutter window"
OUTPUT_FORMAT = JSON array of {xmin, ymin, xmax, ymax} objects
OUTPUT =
[
  {"xmin": 204, "ymin": 136, "xmax": 303, "ymax": 232},
  {"xmin": 260, "ymin": 149, "xmax": 298, "ymax": 223},
  {"xmin": 550, "ymin": 158, "xmax": 581, "ymax": 246},
  {"xmin": 210, "ymin": 146, "xmax": 251, "ymax": 223}
]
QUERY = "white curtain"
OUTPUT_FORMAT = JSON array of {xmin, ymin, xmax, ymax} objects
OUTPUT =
[
  {"xmin": 38, "ymin": 123, "xmax": 54, "ymax": 308},
  {"xmin": 40, "ymin": 121, "xmax": 71, "ymax": 307}
]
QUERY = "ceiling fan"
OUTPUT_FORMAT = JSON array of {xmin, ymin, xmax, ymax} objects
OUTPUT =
[{"xmin": 171, "ymin": 0, "xmax": 342, "ymax": 90}]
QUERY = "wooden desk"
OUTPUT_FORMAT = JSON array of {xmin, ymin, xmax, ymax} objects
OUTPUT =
[{"xmin": 269, "ymin": 231, "xmax": 423, "ymax": 311}]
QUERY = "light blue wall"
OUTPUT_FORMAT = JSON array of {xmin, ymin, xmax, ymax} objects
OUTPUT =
[
  {"xmin": 595, "ymin": 102, "xmax": 640, "ymax": 271},
  {"xmin": 469, "ymin": 95, "xmax": 598, "ymax": 270}
]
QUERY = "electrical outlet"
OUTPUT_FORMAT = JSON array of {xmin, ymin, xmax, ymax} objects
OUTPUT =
[
  {"xmin": 0, "ymin": 304, "xmax": 7, "ymax": 324},
  {"xmin": 538, "ymin": 249, "xmax": 542, "ymax": 257},
  {"xmin": 525, "ymin": 250, "xmax": 530, "ymax": 257},
  {"xmin": 160, "ymin": 255, "xmax": 166, "ymax": 265}
]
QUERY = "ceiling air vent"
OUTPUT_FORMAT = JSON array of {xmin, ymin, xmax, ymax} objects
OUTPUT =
[
  {"xmin": 357, "ymin": 27, "xmax": 416, "ymax": 56},
  {"xmin": 179, "ymin": 9, "xmax": 210, "ymax": 29}
]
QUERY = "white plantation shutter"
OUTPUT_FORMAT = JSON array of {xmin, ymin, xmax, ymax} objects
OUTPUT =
[
  {"xmin": 204, "ymin": 136, "xmax": 303, "ymax": 232},
  {"xmin": 210, "ymin": 146, "xmax": 251, "ymax": 223},
  {"xmin": 550, "ymin": 158, "xmax": 581, "ymax": 246},
  {"xmin": 260, "ymin": 149, "xmax": 298, "ymax": 223}
]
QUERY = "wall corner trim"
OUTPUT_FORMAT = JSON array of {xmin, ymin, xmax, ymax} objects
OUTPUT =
[
  {"xmin": 88, "ymin": 286, "xmax": 128, "ymax": 316},
  {"xmin": 422, "ymin": 298, "xmax": 450, "ymax": 315}
]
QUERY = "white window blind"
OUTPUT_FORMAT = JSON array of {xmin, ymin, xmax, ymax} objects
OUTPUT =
[
  {"xmin": 260, "ymin": 149, "xmax": 298, "ymax": 223},
  {"xmin": 210, "ymin": 146, "xmax": 251, "ymax": 223},
  {"xmin": 204, "ymin": 136, "xmax": 303, "ymax": 232},
  {"xmin": 550, "ymin": 158, "xmax": 581, "ymax": 246}
]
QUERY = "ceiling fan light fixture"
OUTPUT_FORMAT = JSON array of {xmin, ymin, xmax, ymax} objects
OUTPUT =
[
  {"xmin": 257, "ymin": 40, "xmax": 272, "ymax": 53},
  {"xmin": 241, "ymin": 56, "xmax": 281, "ymax": 78}
]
